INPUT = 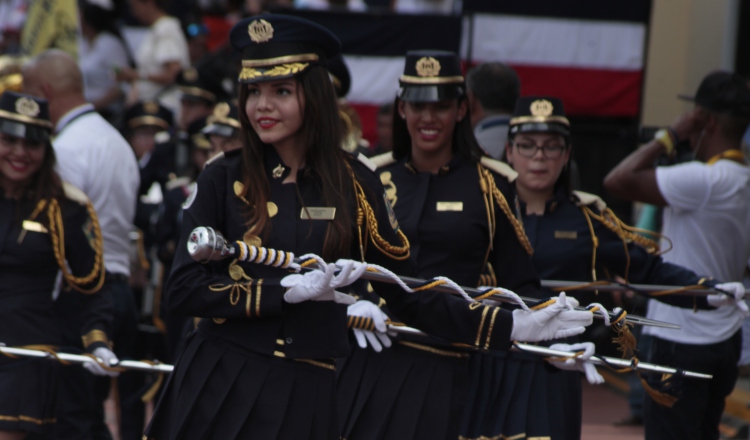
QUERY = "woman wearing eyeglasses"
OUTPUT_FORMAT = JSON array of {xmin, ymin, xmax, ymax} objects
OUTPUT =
[{"xmin": 460, "ymin": 95, "xmax": 747, "ymax": 439}]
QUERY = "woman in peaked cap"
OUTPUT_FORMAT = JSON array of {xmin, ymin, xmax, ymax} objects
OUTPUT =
[
  {"xmin": 0, "ymin": 91, "xmax": 114, "ymax": 439},
  {"xmin": 143, "ymin": 16, "xmax": 593, "ymax": 440}
]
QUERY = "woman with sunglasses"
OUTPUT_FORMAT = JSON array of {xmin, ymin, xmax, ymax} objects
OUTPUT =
[
  {"xmin": 462, "ymin": 95, "xmax": 747, "ymax": 439},
  {"xmin": 0, "ymin": 91, "xmax": 114, "ymax": 440}
]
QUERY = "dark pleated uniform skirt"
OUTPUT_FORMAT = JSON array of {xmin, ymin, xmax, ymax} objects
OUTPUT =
[
  {"xmin": 459, "ymin": 350, "xmax": 582, "ymax": 440},
  {"xmin": 0, "ymin": 357, "xmax": 60, "ymax": 434},
  {"xmin": 144, "ymin": 331, "xmax": 339, "ymax": 440},
  {"xmin": 337, "ymin": 340, "xmax": 470, "ymax": 440}
]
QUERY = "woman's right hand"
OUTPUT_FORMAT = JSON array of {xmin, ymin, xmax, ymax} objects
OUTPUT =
[{"xmin": 281, "ymin": 263, "xmax": 356, "ymax": 305}]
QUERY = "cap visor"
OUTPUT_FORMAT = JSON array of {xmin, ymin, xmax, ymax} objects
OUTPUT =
[
  {"xmin": 0, "ymin": 119, "xmax": 49, "ymax": 142},
  {"xmin": 398, "ymin": 84, "xmax": 464, "ymax": 103},
  {"xmin": 510, "ymin": 122, "xmax": 569, "ymax": 137},
  {"xmin": 202, "ymin": 124, "xmax": 237, "ymax": 138}
]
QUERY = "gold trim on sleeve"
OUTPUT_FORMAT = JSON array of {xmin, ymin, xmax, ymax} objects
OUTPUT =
[
  {"xmin": 255, "ymin": 279, "xmax": 263, "ymax": 317},
  {"xmin": 82, "ymin": 329, "xmax": 109, "ymax": 349},
  {"xmin": 475, "ymin": 306, "xmax": 490, "ymax": 346},
  {"xmin": 484, "ymin": 307, "xmax": 501, "ymax": 349}
]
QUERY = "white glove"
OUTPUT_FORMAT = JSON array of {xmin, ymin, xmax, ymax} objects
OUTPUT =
[
  {"xmin": 708, "ymin": 282, "xmax": 750, "ymax": 316},
  {"xmin": 348, "ymin": 300, "xmax": 392, "ymax": 352},
  {"xmin": 510, "ymin": 292, "xmax": 593, "ymax": 342},
  {"xmin": 281, "ymin": 263, "xmax": 356, "ymax": 305},
  {"xmin": 83, "ymin": 347, "xmax": 120, "ymax": 377},
  {"xmin": 333, "ymin": 259, "xmax": 368, "ymax": 289},
  {"xmin": 549, "ymin": 342, "xmax": 604, "ymax": 385}
]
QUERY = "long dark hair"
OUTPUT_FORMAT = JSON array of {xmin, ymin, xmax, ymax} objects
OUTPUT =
[
  {"xmin": 9, "ymin": 141, "xmax": 64, "ymax": 220},
  {"xmin": 237, "ymin": 65, "xmax": 353, "ymax": 261},
  {"xmin": 392, "ymin": 95, "xmax": 485, "ymax": 162}
]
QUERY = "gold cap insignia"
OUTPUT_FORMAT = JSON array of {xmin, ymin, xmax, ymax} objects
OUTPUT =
[
  {"xmin": 213, "ymin": 102, "xmax": 230, "ymax": 118},
  {"xmin": 15, "ymin": 97, "xmax": 40, "ymax": 117},
  {"xmin": 248, "ymin": 19, "xmax": 274, "ymax": 43},
  {"xmin": 415, "ymin": 57, "xmax": 441, "ymax": 78},
  {"xmin": 184, "ymin": 67, "xmax": 199, "ymax": 82},
  {"xmin": 530, "ymin": 99, "xmax": 554, "ymax": 117},
  {"xmin": 143, "ymin": 101, "xmax": 159, "ymax": 114}
]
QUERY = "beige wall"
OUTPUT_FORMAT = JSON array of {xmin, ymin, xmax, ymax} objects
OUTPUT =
[{"xmin": 641, "ymin": 0, "xmax": 739, "ymax": 126}]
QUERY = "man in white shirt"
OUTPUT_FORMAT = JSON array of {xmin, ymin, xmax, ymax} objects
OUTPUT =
[
  {"xmin": 466, "ymin": 62, "xmax": 519, "ymax": 160},
  {"xmin": 23, "ymin": 49, "xmax": 140, "ymax": 440},
  {"xmin": 604, "ymin": 71, "xmax": 750, "ymax": 440}
]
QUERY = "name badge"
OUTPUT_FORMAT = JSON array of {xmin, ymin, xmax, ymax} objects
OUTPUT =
[
  {"xmin": 22, "ymin": 220, "xmax": 48, "ymax": 233},
  {"xmin": 300, "ymin": 207, "xmax": 336, "ymax": 220},
  {"xmin": 554, "ymin": 230, "xmax": 577, "ymax": 240},
  {"xmin": 436, "ymin": 202, "xmax": 463, "ymax": 212}
]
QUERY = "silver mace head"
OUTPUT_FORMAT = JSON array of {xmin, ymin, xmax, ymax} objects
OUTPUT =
[{"xmin": 187, "ymin": 226, "xmax": 235, "ymax": 263}]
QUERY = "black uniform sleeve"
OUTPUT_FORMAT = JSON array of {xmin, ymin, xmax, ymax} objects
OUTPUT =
[
  {"xmin": 156, "ymin": 188, "xmax": 183, "ymax": 265},
  {"xmin": 489, "ymin": 174, "xmax": 542, "ymax": 298},
  {"xmin": 164, "ymin": 164, "xmax": 287, "ymax": 320},
  {"xmin": 354, "ymin": 164, "xmax": 514, "ymax": 350},
  {"xmin": 62, "ymin": 200, "xmax": 113, "ymax": 352},
  {"xmin": 595, "ymin": 225, "xmax": 714, "ymax": 309}
]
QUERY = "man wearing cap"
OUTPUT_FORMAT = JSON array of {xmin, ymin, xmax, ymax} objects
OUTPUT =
[
  {"xmin": 466, "ymin": 62, "xmax": 520, "ymax": 159},
  {"xmin": 605, "ymin": 71, "xmax": 750, "ymax": 440},
  {"xmin": 22, "ymin": 49, "xmax": 140, "ymax": 440}
]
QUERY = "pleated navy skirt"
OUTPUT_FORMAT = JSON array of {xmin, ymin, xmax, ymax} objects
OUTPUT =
[
  {"xmin": 144, "ymin": 331, "xmax": 339, "ymax": 440},
  {"xmin": 0, "ymin": 357, "xmax": 60, "ymax": 434},
  {"xmin": 459, "ymin": 350, "xmax": 582, "ymax": 440},
  {"xmin": 337, "ymin": 340, "xmax": 470, "ymax": 440}
]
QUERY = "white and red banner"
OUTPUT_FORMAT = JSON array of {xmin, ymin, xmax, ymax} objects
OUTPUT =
[{"xmin": 289, "ymin": 1, "xmax": 652, "ymax": 144}]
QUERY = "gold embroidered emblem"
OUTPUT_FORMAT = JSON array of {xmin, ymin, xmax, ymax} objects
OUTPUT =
[
  {"xmin": 272, "ymin": 164, "xmax": 285, "ymax": 179},
  {"xmin": 530, "ymin": 99, "xmax": 554, "ymax": 117},
  {"xmin": 263, "ymin": 63, "xmax": 308, "ymax": 77},
  {"xmin": 183, "ymin": 67, "xmax": 199, "ymax": 82},
  {"xmin": 248, "ymin": 19, "xmax": 274, "ymax": 43},
  {"xmin": 228, "ymin": 261, "xmax": 245, "ymax": 281},
  {"xmin": 267, "ymin": 201, "xmax": 278, "ymax": 218},
  {"xmin": 15, "ymin": 97, "xmax": 40, "ymax": 117},
  {"xmin": 214, "ymin": 102, "xmax": 230, "ymax": 118},
  {"xmin": 143, "ymin": 101, "xmax": 159, "ymax": 114},
  {"xmin": 383, "ymin": 192, "xmax": 399, "ymax": 231},
  {"xmin": 415, "ymin": 57, "xmax": 441, "ymax": 77},
  {"xmin": 379, "ymin": 171, "xmax": 397, "ymax": 207}
]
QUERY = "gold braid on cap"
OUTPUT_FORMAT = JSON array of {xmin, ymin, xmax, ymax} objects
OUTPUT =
[
  {"xmin": 477, "ymin": 164, "xmax": 533, "ymax": 255},
  {"xmin": 349, "ymin": 167, "xmax": 410, "ymax": 261},
  {"xmin": 36, "ymin": 198, "xmax": 105, "ymax": 294}
]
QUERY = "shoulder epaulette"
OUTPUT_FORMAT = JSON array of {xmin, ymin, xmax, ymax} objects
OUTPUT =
[
  {"xmin": 572, "ymin": 190, "xmax": 607, "ymax": 212},
  {"xmin": 480, "ymin": 157, "xmax": 518, "ymax": 182},
  {"xmin": 356, "ymin": 153, "xmax": 377, "ymax": 172},
  {"xmin": 63, "ymin": 182, "xmax": 90, "ymax": 205},
  {"xmin": 154, "ymin": 131, "xmax": 171, "ymax": 144},
  {"xmin": 370, "ymin": 152, "xmax": 396, "ymax": 169},
  {"xmin": 204, "ymin": 151, "xmax": 225, "ymax": 168},
  {"xmin": 165, "ymin": 176, "xmax": 191, "ymax": 191}
]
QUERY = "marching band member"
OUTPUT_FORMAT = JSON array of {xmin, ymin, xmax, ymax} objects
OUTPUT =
[
  {"xmin": 337, "ymin": 50, "xmax": 543, "ymax": 440},
  {"xmin": 0, "ymin": 92, "xmax": 115, "ymax": 440},
  {"xmin": 143, "ymin": 17, "xmax": 592, "ymax": 440}
]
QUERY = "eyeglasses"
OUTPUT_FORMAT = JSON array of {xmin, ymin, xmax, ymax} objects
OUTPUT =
[{"xmin": 512, "ymin": 141, "xmax": 567, "ymax": 159}]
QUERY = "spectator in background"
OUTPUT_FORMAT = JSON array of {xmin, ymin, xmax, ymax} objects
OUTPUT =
[
  {"xmin": 78, "ymin": 0, "xmax": 133, "ymax": 124},
  {"xmin": 466, "ymin": 62, "xmax": 520, "ymax": 159},
  {"xmin": 117, "ymin": 0, "xmax": 190, "ymax": 115},
  {"xmin": 202, "ymin": 101, "xmax": 242, "ymax": 157},
  {"xmin": 605, "ymin": 71, "xmax": 750, "ymax": 440}
]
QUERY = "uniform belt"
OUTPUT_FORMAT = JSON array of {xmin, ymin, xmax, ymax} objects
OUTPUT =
[
  {"xmin": 104, "ymin": 272, "xmax": 128, "ymax": 284},
  {"xmin": 272, "ymin": 339, "xmax": 336, "ymax": 371}
]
